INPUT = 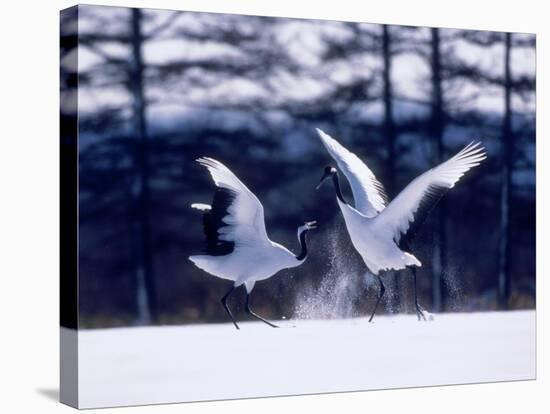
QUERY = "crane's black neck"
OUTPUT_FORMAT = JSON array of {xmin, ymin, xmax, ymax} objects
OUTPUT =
[
  {"xmin": 331, "ymin": 172, "xmax": 348, "ymax": 205},
  {"xmin": 296, "ymin": 229, "xmax": 309, "ymax": 261}
]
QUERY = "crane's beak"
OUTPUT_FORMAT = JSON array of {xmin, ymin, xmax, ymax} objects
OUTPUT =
[
  {"xmin": 305, "ymin": 220, "xmax": 318, "ymax": 230},
  {"xmin": 316, "ymin": 172, "xmax": 331, "ymax": 190}
]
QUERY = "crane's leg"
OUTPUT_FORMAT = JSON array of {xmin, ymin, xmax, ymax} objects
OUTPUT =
[
  {"xmin": 368, "ymin": 275, "xmax": 386, "ymax": 323},
  {"xmin": 245, "ymin": 293, "xmax": 279, "ymax": 328},
  {"xmin": 221, "ymin": 285, "xmax": 240, "ymax": 330},
  {"xmin": 412, "ymin": 268, "xmax": 426, "ymax": 321}
]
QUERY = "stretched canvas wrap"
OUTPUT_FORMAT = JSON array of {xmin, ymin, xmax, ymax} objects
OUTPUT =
[{"xmin": 60, "ymin": 4, "xmax": 536, "ymax": 409}]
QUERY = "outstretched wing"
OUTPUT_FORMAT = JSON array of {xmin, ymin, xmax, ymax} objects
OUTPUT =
[
  {"xmin": 374, "ymin": 142, "xmax": 487, "ymax": 248},
  {"xmin": 316, "ymin": 128, "xmax": 387, "ymax": 217},
  {"xmin": 196, "ymin": 157, "xmax": 269, "ymax": 248}
]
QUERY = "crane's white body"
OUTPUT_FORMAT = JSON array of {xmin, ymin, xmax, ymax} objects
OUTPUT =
[
  {"xmin": 337, "ymin": 199, "xmax": 421, "ymax": 274},
  {"xmin": 191, "ymin": 240, "xmax": 301, "ymax": 292},
  {"xmin": 189, "ymin": 157, "xmax": 309, "ymax": 293},
  {"xmin": 316, "ymin": 128, "xmax": 486, "ymax": 276}
]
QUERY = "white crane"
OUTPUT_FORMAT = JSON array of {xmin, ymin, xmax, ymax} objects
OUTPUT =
[
  {"xmin": 315, "ymin": 129, "xmax": 486, "ymax": 321},
  {"xmin": 189, "ymin": 157, "xmax": 317, "ymax": 329}
]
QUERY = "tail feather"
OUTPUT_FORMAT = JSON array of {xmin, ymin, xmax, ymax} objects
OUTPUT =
[
  {"xmin": 404, "ymin": 252, "xmax": 422, "ymax": 267},
  {"xmin": 191, "ymin": 203, "xmax": 211, "ymax": 211}
]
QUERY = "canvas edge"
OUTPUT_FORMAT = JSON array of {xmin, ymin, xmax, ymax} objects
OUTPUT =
[{"xmin": 60, "ymin": 4, "xmax": 79, "ymax": 409}]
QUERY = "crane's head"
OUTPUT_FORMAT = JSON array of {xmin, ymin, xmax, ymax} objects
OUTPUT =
[{"xmin": 316, "ymin": 166, "xmax": 337, "ymax": 190}]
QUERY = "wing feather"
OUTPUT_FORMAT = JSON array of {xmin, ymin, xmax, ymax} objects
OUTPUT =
[
  {"xmin": 196, "ymin": 157, "xmax": 269, "ymax": 247},
  {"xmin": 375, "ymin": 142, "xmax": 487, "ymax": 246},
  {"xmin": 316, "ymin": 129, "xmax": 386, "ymax": 217}
]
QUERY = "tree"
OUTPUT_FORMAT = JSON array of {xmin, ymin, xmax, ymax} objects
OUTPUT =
[
  {"xmin": 498, "ymin": 32, "xmax": 513, "ymax": 309},
  {"xmin": 380, "ymin": 24, "xmax": 401, "ymax": 311},
  {"xmin": 129, "ymin": 8, "xmax": 156, "ymax": 323},
  {"xmin": 410, "ymin": 27, "xmax": 483, "ymax": 311},
  {"xmin": 428, "ymin": 27, "xmax": 447, "ymax": 312},
  {"xmin": 77, "ymin": 6, "xmax": 184, "ymax": 323},
  {"xmin": 455, "ymin": 30, "xmax": 535, "ymax": 309}
]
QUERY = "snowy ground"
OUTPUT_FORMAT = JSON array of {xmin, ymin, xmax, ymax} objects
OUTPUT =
[{"xmin": 77, "ymin": 311, "xmax": 535, "ymax": 409}]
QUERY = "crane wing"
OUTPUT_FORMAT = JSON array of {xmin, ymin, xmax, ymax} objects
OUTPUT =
[
  {"xmin": 374, "ymin": 142, "xmax": 487, "ymax": 248},
  {"xmin": 316, "ymin": 128, "xmax": 387, "ymax": 217},
  {"xmin": 196, "ymin": 157, "xmax": 269, "ymax": 248}
]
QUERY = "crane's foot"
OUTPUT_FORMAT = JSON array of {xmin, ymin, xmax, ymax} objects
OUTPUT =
[
  {"xmin": 248, "ymin": 309, "xmax": 280, "ymax": 328},
  {"xmin": 416, "ymin": 303, "xmax": 427, "ymax": 321},
  {"xmin": 245, "ymin": 293, "xmax": 280, "ymax": 328}
]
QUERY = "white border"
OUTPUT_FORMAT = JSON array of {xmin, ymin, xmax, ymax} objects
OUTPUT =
[{"xmin": 0, "ymin": 0, "xmax": 545, "ymax": 413}]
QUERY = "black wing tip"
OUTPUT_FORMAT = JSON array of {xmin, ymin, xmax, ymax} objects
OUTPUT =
[{"xmin": 200, "ymin": 188, "xmax": 236, "ymax": 256}]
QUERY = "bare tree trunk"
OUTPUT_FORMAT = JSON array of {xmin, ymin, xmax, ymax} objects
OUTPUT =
[
  {"xmin": 429, "ymin": 28, "xmax": 446, "ymax": 312},
  {"xmin": 382, "ymin": 25, "xmax": 396, "ymax": 196},
  {"xmin": 381, "ymin": 25, "xmax": 400, "ymax": 312},
  {"xmin": 498, "ymin": 32, "xmax": 513, "ymax": 309},
  {"xmin": 130, "ymin": 8, "xmax": 157, "ymax": 324}
]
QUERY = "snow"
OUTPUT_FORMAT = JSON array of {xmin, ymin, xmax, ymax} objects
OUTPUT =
[{"xmin": 77, "ymin": 310, "xmax": 535, "ymax": 409}]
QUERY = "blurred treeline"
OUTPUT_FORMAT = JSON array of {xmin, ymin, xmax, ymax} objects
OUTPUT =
[{"xmin": 60, "ymin": 5, "xmax": 535, "ymax": 328}]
